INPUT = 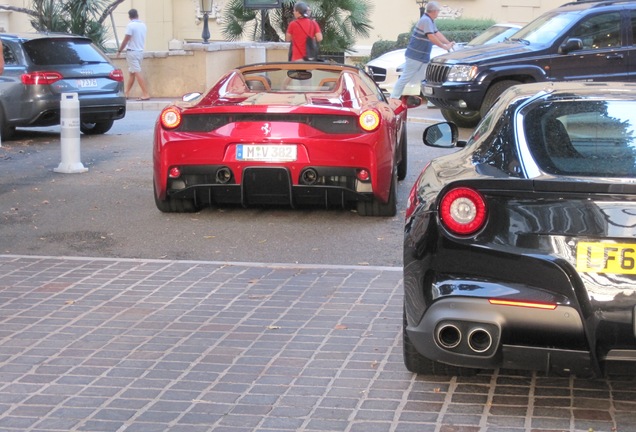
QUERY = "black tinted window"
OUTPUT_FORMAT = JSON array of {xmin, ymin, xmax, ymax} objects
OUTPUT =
[
  {"xmin": 570, "ymin": 12, "xmax": 621, "ymax": 49},
  {"xmin": 525, "ymin": 100, "xmax": 636, "ymax": 178},
  {"xmin": 631, "ymin": 10, "xmax": 636, "ymax": 46},
  {"xmin": 23, "ymin": 39, "xmax": 106, "ymax": 66},
  {"xmin": 2, "ymin": 41, "xmax": 18, "ymax": 65}
]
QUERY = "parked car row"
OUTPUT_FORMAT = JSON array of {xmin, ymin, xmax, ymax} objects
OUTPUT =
[{"xmin": 6, "ymin": 1, "xmax": 636, "ymax": 380}]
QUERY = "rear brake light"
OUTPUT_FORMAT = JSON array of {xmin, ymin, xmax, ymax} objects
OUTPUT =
[
  {"xmin": 439, "ymin": 186, "xmax": 487, "ymax": 235},
  {"xmin": 161, "ymin": 107, "xmax": 182, "ymax": 129},
  {"xmin": 109, "ymin": 69, "xmax": 124, "ymax": 82},
  {"xmin": 356, "ymin": 169, "xmax": 370, "ymax": 181},
  {"xmin": 21, "ymin": 71, "xmax": 63, "ymax": 85},
  {"xmin": 359, "ymin": 109, "xmax": 380, "ymax": 132},
  {"xmin": 489, "ymin": 299, "xmax": 557, "ymax": 310},
  {"xmin": 169, "ymin": 167, "xmax": 181, "ymax": 178}
]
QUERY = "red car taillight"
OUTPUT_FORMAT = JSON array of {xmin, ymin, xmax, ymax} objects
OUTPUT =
[
  {"xmin": 21, "ymin": 71, "xmax": 63, "ymax": 85},
  {"xmin": 439, "ymin": 187, "xmax": 487, "ymax": 236},
  {"xmin": 358, "ymin": 109, "xmax": 380, "ymax": 132},
  {"xmin": 109, "ymin": 69, "xmax": 124, "ymax": 82},
  {"xmin": 160, "ymin": 107, "xmax": 182, "ymax": 129}
]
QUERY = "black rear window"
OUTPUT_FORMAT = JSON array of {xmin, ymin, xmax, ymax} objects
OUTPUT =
[
  {"xmin": 23, "ymin": 38, "xmax": 107, "ymax": 66},
  {"xmin": 524, "ymin": 100, "xmax": 636, "ymax": 178}
]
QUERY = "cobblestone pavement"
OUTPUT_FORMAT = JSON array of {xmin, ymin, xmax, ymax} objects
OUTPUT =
[{"xmin": 1, "ymin": 254, "xmax": 635, "ymax": 432}]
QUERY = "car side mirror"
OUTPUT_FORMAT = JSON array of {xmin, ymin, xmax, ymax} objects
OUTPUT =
[
  {"xmin": 559, "ymin": 38, "xmax": 583, "ymax": 54},
  {"xmin": 422, "ymin": 122, "xmax": 459, "ymax": 148},
  {"xmin": 405, "ymin": 96, "xmax": 422, "ymax": 109}
]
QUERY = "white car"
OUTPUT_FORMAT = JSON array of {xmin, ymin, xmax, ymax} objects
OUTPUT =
[{"xmin": 366, "ymin": 23, "xmax": 521, "ymax": 97}]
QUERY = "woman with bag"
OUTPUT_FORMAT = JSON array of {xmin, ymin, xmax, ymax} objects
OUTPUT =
[{"xmin": 286, "ymin": 2, "xmax": 323, "ymax": 61}]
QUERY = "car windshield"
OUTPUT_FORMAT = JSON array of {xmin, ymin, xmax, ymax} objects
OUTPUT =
[
  {"xmin": 241, "ymin": 68, "xmax": 343, "ymax": 92},
  {"xmin": 467, "ymin": 25, "xmax": 519, "ymax": 46},
  {"xmin": 509, "ymin": 11, "xmax": 579, "ymax": 45},
  {"xmin": 524, "ymin": 99, "xmax": 636, "ymax": 178},
  {"xmin": 23, "ymin": 38, "xmax": 107, "ymax": 66}
]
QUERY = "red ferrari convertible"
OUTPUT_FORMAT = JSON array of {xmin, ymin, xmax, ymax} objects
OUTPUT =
[{"xmin": 153, "ymin": 62, "xmax": 421, "ymax": 216}]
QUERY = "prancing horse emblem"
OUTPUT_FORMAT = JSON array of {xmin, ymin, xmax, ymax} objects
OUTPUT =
[{"xmin": 261, "ymin": 123, "xmax": 271, "ymax": 136}]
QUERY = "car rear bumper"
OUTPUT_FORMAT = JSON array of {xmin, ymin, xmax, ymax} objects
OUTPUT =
[
  {"xmin": 405, "ymin": 296, "xmax": 601, "ymax": 376},
  {"xmin": 10, "ymin": 95, "xmax": 126, "ymax": 128},
  {"xmin": 164, "ymin": 165, "xmax": 375, "ymax": 209}
]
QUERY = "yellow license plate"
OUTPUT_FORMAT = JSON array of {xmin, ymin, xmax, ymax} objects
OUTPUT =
[{"xmin": 576, "ymin": 242, "xmax": 636, "ymax": 274}]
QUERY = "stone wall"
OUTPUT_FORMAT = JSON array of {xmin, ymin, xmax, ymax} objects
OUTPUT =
[{"xmin": 109, "ymin": 41, "xmax": 290, "ymax": 99}]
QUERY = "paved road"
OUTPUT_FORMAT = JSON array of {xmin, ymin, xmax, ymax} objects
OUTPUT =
[
  {"xmin": 0, "ymin": 102, "xmax": 453, "ymax": 267},
  {"xmin": 1, "ymin": 102, "xmax": 634, "ymax": 432},
  {"xmin": 1, "ymin": 255, "xmax": 634, "ymax": 432}
]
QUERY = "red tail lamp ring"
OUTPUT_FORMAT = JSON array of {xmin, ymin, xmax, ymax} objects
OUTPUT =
[
  {"xmin": 359, "ymin": 109, "xmax": 380, "ymax": 132},
  {"xmin": 439, "ymin": 187, "xmax": 487, "ymax": 236},
  {"xmin": 161, "ymin": 107, "xmax": 182, "ymax": 129}
]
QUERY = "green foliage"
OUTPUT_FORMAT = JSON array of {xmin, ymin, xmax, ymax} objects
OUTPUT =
[
  {"xmin": 29, "ymin": 0, "xmax": 113, "ymax": 50},
  {"xmin": 369, "ymin": 18, "xmax": 496, "ymax": 60},
  {"xmin": 221, "ymin": 0, "xmax": 374, "ymax": 54},
  {"xmin": 436, "ymin": 18, "xmax": 495, "ymax": 32}
]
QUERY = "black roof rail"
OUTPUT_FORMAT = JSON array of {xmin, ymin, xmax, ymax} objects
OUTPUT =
[{"xmin": 561, "ymin": 0, "xmax": 636, "ymax": 7}]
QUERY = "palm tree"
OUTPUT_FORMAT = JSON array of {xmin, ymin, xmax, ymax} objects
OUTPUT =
[
  {"xmin": 221, "ymin": 0, "xmax": 374, "ymax": 54},
  {"xmin": 0, "ymin": 0, "xmax": 125, "ymax": 50}
]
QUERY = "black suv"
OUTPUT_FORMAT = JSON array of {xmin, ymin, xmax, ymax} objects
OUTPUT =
[
  {"xmin": 0, "ymin": 33, "xmax": 126, "ymax": 139},
  {"xmin": 423, "ymin": 0, "xmax": 636, "ymax": 127}
]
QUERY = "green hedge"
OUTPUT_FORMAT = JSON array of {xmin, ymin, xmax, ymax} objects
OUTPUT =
[{"xmin": 369, "ymin": 18, "xmax": 496, "ymax": 60}]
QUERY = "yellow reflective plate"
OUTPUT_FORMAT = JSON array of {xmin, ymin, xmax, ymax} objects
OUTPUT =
[{"xmin": 576, "ymin": 242, "xmax": 636, "ymax": 274}]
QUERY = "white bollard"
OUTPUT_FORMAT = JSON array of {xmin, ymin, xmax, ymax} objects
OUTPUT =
[{"xmin": 54, "ymin": 92, "xmax": 88, "ymax": 174}]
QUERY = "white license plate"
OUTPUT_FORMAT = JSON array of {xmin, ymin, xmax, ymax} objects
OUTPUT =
[
  {"xmin": 77, "ymin": 79, "xmax": 97, "ymax": 88},
  {"xmin": 236, "ymin": 145, "xmax": 297, "ymax": 162},
  {"xmin": 424, "ymin": 86, "xmax": 433, "ymax": 96}
]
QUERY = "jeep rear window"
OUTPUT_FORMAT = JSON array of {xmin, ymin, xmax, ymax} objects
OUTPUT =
[
  {"xmin": 23, "ymin": 39, "xmax": 107, "ymax": 66},
  {"xmin": 524, "ymin": 100, "xmax": 636, "ymax": 178}
]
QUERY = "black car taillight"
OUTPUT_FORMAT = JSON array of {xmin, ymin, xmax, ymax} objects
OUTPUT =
[
  {"xmin": 21, "ymin": 71, "xmax": 63, "ymax": 85},
  {"xmin": 439, "ymin": 186, "xmax": 487, "ymax": 236}
]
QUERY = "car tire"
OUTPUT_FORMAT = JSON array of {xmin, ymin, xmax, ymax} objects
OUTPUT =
[
  {"xmin": 80, "ymin": 120, "xmax": 115, "ymax": 135},
  {"xmin": 440, "ymin": 108, "xmax": 481, "ymax": 128},
  {"xmin": 153, "ymin": 183, "xmax": 200, "ymax": 213},
  {"xmin": 480, "ymin": 80, "xmax": 521, "ymax": 119},
  {"xmin": 402, "ymin": 310, "xmax": 478, "ymax": 376},
  {"xmin": 357, "ymin": 168, "xmax": 397, "ymax": 217},
  {"xmin": 397, "ymin": 126, "xmax": 408, "ymax": 181}
]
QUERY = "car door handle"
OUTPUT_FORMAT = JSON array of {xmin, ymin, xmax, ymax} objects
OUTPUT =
[{"xmin": 606, "ymin": 53, "xmax": 624, "ymax": 60}]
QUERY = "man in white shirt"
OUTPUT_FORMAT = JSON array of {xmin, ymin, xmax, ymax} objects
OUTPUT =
[{"xmin": 118, "ymin": 9, "xmax": 150, "ymax": 100}]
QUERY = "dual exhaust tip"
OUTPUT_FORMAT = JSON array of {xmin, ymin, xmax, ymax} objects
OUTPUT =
[
  {"xmin": 214, "ymin": 167, "xmax": 322, "ymax": 186},
  {"xmin": 436, "ymin": 323, "xmax": 493, "ymax": 354}
]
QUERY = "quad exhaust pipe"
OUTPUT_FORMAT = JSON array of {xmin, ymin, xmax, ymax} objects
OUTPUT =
[
  {"xmin": 436, "ymin": 324, "xmax": 461, "ymax": 349},
  {"xmin": 435, "ymin": 322, "xmax": 494, "ymax": 354},
  {"xmin": 467, "ymin": 328, "xmax": 493, "ymax": 353}
]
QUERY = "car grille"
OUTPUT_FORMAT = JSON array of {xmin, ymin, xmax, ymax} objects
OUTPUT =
[
  {"xmin": 426, "ymin": 63, "xmax": 450, "ymax": 84},
  {"xmin": 367, "ymin": 66, "xmax": 387, "ymax": 83},
  {"xmin": 180, "ymin": 113, "xmax": 362, "ymax": 134}
]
